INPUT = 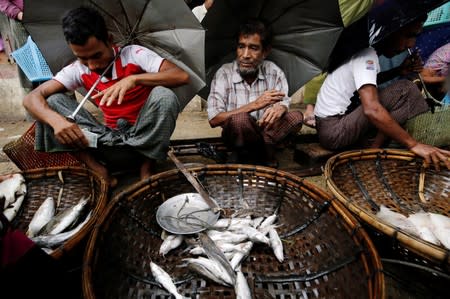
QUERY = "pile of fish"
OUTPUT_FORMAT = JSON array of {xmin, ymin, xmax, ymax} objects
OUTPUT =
[
  {"xmin": 376, "ymin": 205, "xmax": 450, "ymax": 249},
  {"xmin": 27, "ymin": 196, "xmax": 92, "ymax": 252},
  {"xmin": 151, "ymin": 213, "xmax": 283, "ymax": 298},
  {"xmin": 0, "ymin": 172, "xmax": 92, "ymax": 253},
  {"xmin": 0, "ymin": 173, "xmax": 27, "ymax": 221}
]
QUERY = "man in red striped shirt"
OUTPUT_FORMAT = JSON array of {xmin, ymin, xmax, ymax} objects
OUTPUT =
[{"xmin": 23, "ymin": 7, "xmax": 190, "ymax": 185}]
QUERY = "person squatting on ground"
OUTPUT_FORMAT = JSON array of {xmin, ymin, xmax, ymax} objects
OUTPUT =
[
  {"xmin": 23, "ymin": 6, "xmax": 190, "ymax": 186},
  {"xmin": 207, "ymin": 19, "xmax": 303, "ymax": 167},
  {"xmin": 314, "ymin": 17, "xmax": 450, "ymax": 170}
]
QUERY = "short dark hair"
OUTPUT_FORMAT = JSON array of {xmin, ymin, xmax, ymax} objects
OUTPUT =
[
  {"xmin": 238, "ymin": 19, "xmax": 272, "ymax": 50},
  {"xmin": 62, "ymin": 6, "xmax": 109, "ymax": 46}
]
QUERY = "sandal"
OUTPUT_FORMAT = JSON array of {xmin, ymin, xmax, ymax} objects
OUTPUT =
[{"xmin": 303, "ymin": 115, "xmax": 316, "ymax": 128}]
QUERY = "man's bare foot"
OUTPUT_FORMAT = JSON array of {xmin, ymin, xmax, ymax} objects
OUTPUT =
[
  {"xmin": 74, "ymin": 151, "xmax": 117, "ymax": 188},
  {"xmin": 140, "ymin": 158, "xmax": 156, "ymax": 180}
]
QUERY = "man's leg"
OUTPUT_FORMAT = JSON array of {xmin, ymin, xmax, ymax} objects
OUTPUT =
[
  {"xmin": 378, "ymin": 79, "xmax": 429, "ymax": 124},
  {"xmin": 221, "ymin": 112, "xmax": 265, "ymax": 163},
  {"xmin": 34, "ymin": 93, "xmax": 116, "ymax": 186},
  {"xmin": 262, "ymin": 111, "xmax": 303, "ymax": 166},
  {"xmin": 124, "ymin": 87, "xmax": 180, "ymax": 179}
]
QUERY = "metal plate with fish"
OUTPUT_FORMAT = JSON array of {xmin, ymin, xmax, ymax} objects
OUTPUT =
[{"xmin": 156, "ymin": 193, "xmax": 220, "ymax": 234}]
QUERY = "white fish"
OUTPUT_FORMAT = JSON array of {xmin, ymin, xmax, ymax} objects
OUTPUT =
[
  {"xmin": 41, "ymin": 197, "xmax": 89, "ymax": 235},
  {"xmin": 269, "ymin": 228, "xmax": 284, "ymax": 263},
  {"xmin": 235, "ymin": 269, "xmax": 252, "ymax": 299},
  {"xmin": 252, "ymin": 216, "xmax": 265, "ymax": 228},
  {"xmin": 150, "ymin": 262, "xmax": 185, "ymax": 299},
  {"xmin": 408, "ymin": 212, "xmax": 440, "ymax": 245},
  {"xmin": 376, "ymin": 205, "xmax": 418, "ymax": 236},
  {"xmin": 189, "ymin": 246, "xmax": 206, "ymax": 256},
  {"xmin": 429, "ymin": 213, "xmax": 450, "ymax": 250},
  {"xmin": 230, "ymin": 241, "xmax": 253, "ymax": 270},
  {"xmin": 32, "ymin": 211, "xmax": 92, "ymax": 248},
  {"xmin": 3, "ymin": 193, "xmax": 26, "ymax": 221},
  {"xmin": 27, "ymin": 197, "xmax": 56, "ymax": 237},
  {"xmin": 207, "ymin": 230, "xmax": 248, "ymax": 244},
  {"xmin": 159, "ymin": 234, "xmax": 184, "ymax": 256},
  {"xmin": 241, "ymin": 226, "xmax": 270, "ymax": 244},
  {"xmin": 0, "ymin": 174, "xmax": 26, "ymax": 209},
  {"xmin": 212, "ymin": 218, "xmax": 254, "ymax": 230},
  {"xmin": 184, "ymin": 257, "xmax": 234, "ymax": 286},
  {"xmin": 259, "ymin": 214, "xmax": 277, "ymax": 230}
]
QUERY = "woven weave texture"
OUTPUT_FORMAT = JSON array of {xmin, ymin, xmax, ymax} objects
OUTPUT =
[
  {"xmin": 83, "ymin": 165, "xmax": 383, "ymax": 299},
  {"xmin": 12, "ymin": 167, "xmax": 108, "ymax": 259},
  {"xmin": 3, "ymin": 123, "xmax": 82, "ymax": 170},
  {"xmin": 325, "ymin": 149, "xmax": 450, "ymax": 268}
]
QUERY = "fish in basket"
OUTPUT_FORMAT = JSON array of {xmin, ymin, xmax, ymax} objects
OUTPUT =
[
  {"xmin": 83, "ymin": 165, "xmax": 384, "ymax": 299},
  {"xmin": 324, "ymin": 149, "xmax": 450, "ymax": 271},
  {"xmin": 1, "ymin": 166, "xmax": 108, "ymax": 259}
]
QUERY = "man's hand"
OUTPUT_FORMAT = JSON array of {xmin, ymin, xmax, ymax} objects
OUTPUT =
[
  {"xmin": 92, "ymin": 76, "xmax": 137, "ymax": 106},
  {"xmin": 53, "ymin": 119, "xmax": 89, "ymax": 149},
  {"xmin": 253, "ymin": 90, "xmax": 285, "ymax": 110},
  {"xmin": 258, "ymin": 105, "xmax": 287, "ymax": 129},
  {"xmin": 410, "ymin": 143, "xmax": 450, "ymax": 171},
  {"xmin": 399, "ymin": 52, "xmax": 423, "ymax": 76}
]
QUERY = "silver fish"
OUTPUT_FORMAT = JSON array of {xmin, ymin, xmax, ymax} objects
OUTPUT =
[
  {"xmin": 235, "ymin": 269, "xmax": 252, "ymax": 299},
  {"xmin": 199, "ymin": 232, "xmax": 236, "ymax": 284},
  {"xmin": 376, "ymin": 205, "xmax": 418, "ymax": 236},
  {"xmin": 269, "ymin": 228, "xmax": 284, "ymax": 263},
  {"xmin": 408, "ymin": 212, "xmax": 440, "ymax": 245},
  {"xmin": 3, "ymin": 193, "xmax": 25, "ymax": 221},
  {"xmin": 230, "ymin": 241, "xmax": 253, "ymax": 270},
  {"xmin": 40, "ymin": 196, "xmax": 89, "ymax": 235},
  {"xmin": 207, "ymin": 230, "xmax": 248, "ymax": 244},
  {"xmin": 150, "ymin": 262, "xmax": 185, "ymax": 299},
  {"xmin": 159, "ymin": 234, "xmax": 184, "ymax": 256},
  {"xmin": 259, "ymin": 214, "xmax": 277, "ymax": 230},
  {"xmin": 32, "ymin": 211, "xmax": 92, "ymax": 248},
  {"xmin": 184, "ymin": 257, "xmax": 234, "ymax": 286},
  {"xmin": 27, "ymin": 197, "xmax": 55, "ymax": 237},
  {"xmin": 242, "ymin": 226, "xmax": 270, "ymax": 244},
  {"xmin": 0, "ymin": 174, "xmax": 26, "ymax": 209},
  {"xmin": 429, "ymin": 213, "xmax": 450, "ymax": 250}
]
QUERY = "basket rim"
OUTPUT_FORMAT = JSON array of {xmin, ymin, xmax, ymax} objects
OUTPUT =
[
  {"xmin": 324, "ymin": 148, "xmax": 450, "ymax": 265},
  {"xmin": 82, "ymin": 164, "xmax": 384, "ymax": 299},
  {"xmin": 19, "ymin": 166, "xmax": 108, "ymax": 259}
]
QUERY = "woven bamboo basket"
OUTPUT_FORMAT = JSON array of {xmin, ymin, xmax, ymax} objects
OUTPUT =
[
  {"xmin": 11, "ymin": 166, "xmax": 108, "ymax": 259},
  {"xmin": 83, "ymin": 164, "xmax": 384, "ymax": 299},
  {"xmin": 405, "ymin": 105, "xmax": 450, "ymax": 147},
  {"xmin": 3, "ymin": 122, "xmax": 82, "ymax": 171},
  {"xmin": 324, "ymin": 149, "xmax": 450, "ymax": 269}
]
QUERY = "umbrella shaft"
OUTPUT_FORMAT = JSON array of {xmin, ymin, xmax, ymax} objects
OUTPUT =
[{"xmin": 68, "ymin": 52, "xmax": 119, "ymax": 119}]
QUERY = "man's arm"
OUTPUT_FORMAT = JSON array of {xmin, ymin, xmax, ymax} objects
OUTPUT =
[
  {"xmin": 208, "ymin": 90, "xmax": 285, "ymax": 128},
  {"xmin": 23, "ymin": 80, "xmax": 89, "ymax": 148},
  {"xmin": 359, "ymin": 84, "xmax": 450, "ymax": 170},
  {"xmin": 94, "ymin": 59, "xmax": 189, "ymax": 106}
]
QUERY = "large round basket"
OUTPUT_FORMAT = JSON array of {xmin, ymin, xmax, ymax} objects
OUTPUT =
[
  {"xmin": 11, "ymin": 166, "xmax": 108, "ymax": 259},
  {"xmin": 83, "ymin": 164, "xmax": 384, "ymax": 299},
  {"xmin": 324, "ymin": 149, "xmax": 450, "ymax": 269}
]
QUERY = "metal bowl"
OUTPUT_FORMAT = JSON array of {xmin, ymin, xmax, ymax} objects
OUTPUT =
[{"xmin": 156, "ymin": 193, "xmax": 220, "ymax": 234}]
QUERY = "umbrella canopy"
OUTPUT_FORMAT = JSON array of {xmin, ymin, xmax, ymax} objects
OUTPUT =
[
  {"xmin": 201, "ymin": 0, "xmax": 373, "ymax": 96},
  {"xmin": 22, "ymin": 0, "xmax": 205, "ymax": 109},
  {"xmin": 369, "ymin": 0, "xmax": 449, "ymax": 45}
]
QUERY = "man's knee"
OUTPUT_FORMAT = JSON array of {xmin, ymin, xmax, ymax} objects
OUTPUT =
[
  {"xmin": 46, "ymin": 93, "xmax": 70, "ymax": 109},
  {"xmin": 149, "ymin": 86, "xmax": 180, "ymax": 113},
  {"xmin": 227, "ymin": 112, "xmax": 253, "ymax": 127}
]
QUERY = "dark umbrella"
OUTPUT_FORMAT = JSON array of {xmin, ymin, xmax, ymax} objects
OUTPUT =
[
  {"xmin": 200, "ymin": 0, "xmax": 373, "ymax": 96},
  {"xmin": 369, "ymin": 0, "xmax": 449, "ymax": 45},
  {"xmin": 22, "ymin": 0, "xmax": 206, "ymax": 109}
]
